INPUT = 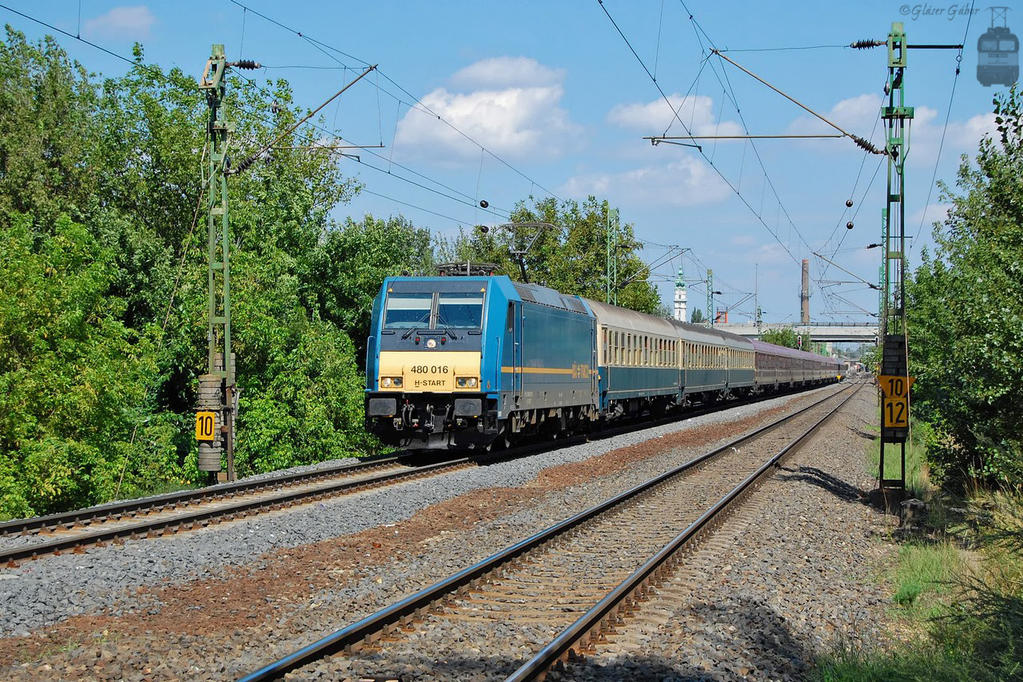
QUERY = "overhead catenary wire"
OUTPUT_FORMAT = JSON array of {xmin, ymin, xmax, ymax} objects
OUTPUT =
[
  {"xmin": 710, "ymin": 49, "xmax": 884, "ymax": 155},
  {"xmin": 675, "ymin": 1, "xmax": 845, "ymax": 316},
  {"xmin": 228, "ymin": 69, "xmax": 512, "ymax": 219},
  {"xmin": 596, "ymin": 0, "xmax": 802, "ymax": 269},
  {"xmin": 359, "ymin": 188, "xmax": 480, "ymax": 227},
  {"xmin": 718, "ymin": 44, "xmax": 853, "ymax": 53},
  {"xmin": 0, "ymin": 3, "xmax": 508, "ymax": 258},
  {"xmin": 821, "ymin": 112, "xmax": 883, "ymax": 253},
  {"xmin": 677, "ymin": 6, "xmax": 819, "ymax": 257},
  {"xmin": 677, "ymin": 2, "xmax": 878, "ymax": 320},
  {"xmin": 228, "ymin": 0, "xmax": 564, "ymax": 203},
  {"xmin": 228, "ymin": 64, "xmax": 377, "ymax": 175},
  {"xmin": 0, "ymin": 3, "xmax": 488, "ymax": 224},
  {"xmin": 820, "ymin": 154, "xmax": 885, "ymax": 264}
]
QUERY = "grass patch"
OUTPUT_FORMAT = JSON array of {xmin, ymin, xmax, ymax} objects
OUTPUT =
[
  {"xmin": 891, "ymin": 542, "xmax": 962, "ymax": 610},
  {"xmin": 814, "ymin": 492, "xmax": 1023, "ymax": 682},
  {"xmin": 864, "ymin": 409, "xmax": 931, "ymax": 500}
]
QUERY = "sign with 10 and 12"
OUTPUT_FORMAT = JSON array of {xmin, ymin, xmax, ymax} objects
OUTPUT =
[{"xmin": 878, "ymin": 375, "xmax": 915, "ymax": 429}]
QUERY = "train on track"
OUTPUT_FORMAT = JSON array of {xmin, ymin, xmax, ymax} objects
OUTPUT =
[{"xmin": 364, "ymin": 275, "xmax": 843, "ymax": 450}]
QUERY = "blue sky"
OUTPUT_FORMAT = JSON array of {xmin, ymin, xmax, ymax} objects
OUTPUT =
[{"xmin": 1, "ymin": 1, "xmax": 1007, "ymax": 326}]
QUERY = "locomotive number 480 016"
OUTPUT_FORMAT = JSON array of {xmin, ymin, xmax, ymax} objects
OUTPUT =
[{"xmin": 409, "ymin": 365, "xmax": 450, "ymax": 375}]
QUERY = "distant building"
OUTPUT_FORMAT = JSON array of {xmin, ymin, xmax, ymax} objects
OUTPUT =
[{"xmin": 673, "ymin": 266, "xmax": 687, "ymax": 322}]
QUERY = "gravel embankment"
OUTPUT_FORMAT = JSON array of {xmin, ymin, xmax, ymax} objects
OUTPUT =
[
  {"xmin": 556, "ymin": 385, "xmax": 894, "ymax": 681},
  {"xmin": 0, "ymin": 385, "xmax": 891, "ymax": 680},
  {"xmin": 0, "ymin": 457, "xmax": 363, "ymax": 553}
]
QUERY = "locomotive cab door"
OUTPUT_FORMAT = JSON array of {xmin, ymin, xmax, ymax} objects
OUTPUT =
[{"xmin": 505, "ymin": 301, "xmax": 522, "ymax": 398}]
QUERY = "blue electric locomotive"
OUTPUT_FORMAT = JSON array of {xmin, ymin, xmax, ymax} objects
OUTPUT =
[{"xmin": 365, "ymin": 275, "xmax": 597, "ymax": 449}]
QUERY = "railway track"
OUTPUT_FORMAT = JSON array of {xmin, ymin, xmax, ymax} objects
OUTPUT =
[
  {"xmin": 0, "ymin": 383, "xmax": 833, "ymax": 567},
  {"xmin": 240, "ymin": 380, "xmax": 862, "ymax": 681},
  {"xmin": 0, "ymin": 455, "xmax": 474, "ymax": 566}
]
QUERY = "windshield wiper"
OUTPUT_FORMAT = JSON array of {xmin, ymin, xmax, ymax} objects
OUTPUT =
[
  {"xmin": 400, "ymin": 312, "xmax": 431, "ymax": 339},
  {"xmin": 435, "ymin": 311, "xmax": 461, "ymax": 340}
]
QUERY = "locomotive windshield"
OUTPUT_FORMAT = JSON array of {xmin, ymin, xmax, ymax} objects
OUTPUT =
[
  {"xmin": 437, "ymin": 293, "xmax": 483, "ymax": 328},
  {"xmin": 381, "ymin": 286, "xmax": 486, "ymax": 330},
  {"xmin": 383, "ymin": 293, "xmax": 432, "ymax": 329},
  {"xmin": 981, "ymin": 38, "xmax": 1017, "ymax": 51}
]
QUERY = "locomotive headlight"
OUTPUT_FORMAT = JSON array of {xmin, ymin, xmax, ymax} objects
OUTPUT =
[
  {"xmin": 455, "ymin": 376, "xmax": 479, "ymax": 389},
  {"xmin": 381, "ymin": 376, "xmax": 403, "ymax": 388}
]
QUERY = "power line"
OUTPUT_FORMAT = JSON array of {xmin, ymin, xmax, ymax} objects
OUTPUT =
[
  {"xmin": 819, "ymin": 153, "xmax": 885, "ymax": 265},
  {"xmin": 230, "ymin": 64, "xmax": 377, "ymax": 175},
  {"xmin": 228, "ymin": 0, "xmax": 564, "ymax": 203},
  {"xmin": 676, "ymin": 3, "xmax": 818, "ymax": 257},
  {"xmin": 358, "ymin": 188, "xmax": 477, "ymax": 227},
  {"xmin": 820, "ymin": 111, "xmax": 882, "ymax": 255},
  {"xmin": 672, "ymin": 1, "xmax": 844, "ymax": 314},
  {"xmin": 0, "ymin": 2, "xmax": 161, "ymax": 74},
  {"xmin": 718, "ymin": 44, "xmax": 851, "ymax": 53},
  {"xmin": 0, "ymin": 4, "xmax": 513, "ymax": 248},
  {"xmin": 228, "ymin": 71, "xmax": 513, "ymax": 220},
  {"xmin": 676, "ymin": 3, "xmax": 879, "ymax": 319},
  {"xmin": 596, "ymin": 0, "xmax": 801, "ymax": 268}
]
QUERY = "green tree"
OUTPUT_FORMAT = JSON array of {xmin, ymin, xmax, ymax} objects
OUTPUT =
[
  {"xmin": 761, "ymin": 328, "xmax": 797, "ymax": 348},
  {"xmin": 444, "ymin": 196, "xmax": 661, "ymax": 314},
  {"xmin": 905, "ymin": 86, "xmax": 1023, "ymax": 487},
  {"xmin": 0, "ymin": 215, "xmax": 161, "ymax": 517},
  {"xmin": 690, "ymin": 308, "xmax": 706, "ymax": 324},
  {"xmin": 306, "ymin": 214, "xmax": 433, "ymax": 363},
  {"xmin": 760, "ymin": 327, "xmax": 813, "ymax": 351},
  {"xmin": 0, "ymin": 31, "xmax": 388, "ymax": 514},
  {"xmin": 0, "ymin": 28, "xmax": 99, "ymax": 228}
]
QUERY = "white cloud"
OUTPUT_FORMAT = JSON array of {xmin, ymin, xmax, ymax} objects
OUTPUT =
[
  {"xmin": 909, "ymin": 202, "xmax": 952, "ymax": 228},
  {"xmin": 912, "ymin": 109, "xmax": 997, "ymax": 167},
  {"xmin": 607, "ymin": 94, "xmax": 743, "ymax": 137},
  {"xmin": 449, "ymin": 57, "xmax": 564, "ymax": 89},
  {"xmin": 785, "ymin": 93, "xmax": 996, "ymax": 164},
  {"xmin": 394, "ymin": 57, "xmax": 581, "ymax": 162},
  {"xmin": 559, "ymin": 155, "xmax": 730, "ymax": 207},
  {"xmin": 729, "ymin": 234, "xmax": 757, "ymax": 247},
  {"xmin": 83, "ymin": 5, "xmax": 155, "ymax": 39},
  {"xmin": 785, "ymin": 93, "xmax": 882, "ymax": 142},
  {"xmin": 745, "ymin": 242, "xmax": 796, "ymax": 267}
]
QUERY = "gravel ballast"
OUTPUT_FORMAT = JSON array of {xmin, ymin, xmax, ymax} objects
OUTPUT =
[{"xmin": 0, "ymin": 384, "xmax": 896, "ymax": 680}]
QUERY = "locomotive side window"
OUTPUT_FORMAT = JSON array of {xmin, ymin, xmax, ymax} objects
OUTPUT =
[{"xmin": 384, "ymin": 293, "xmax": 433, "ymax": 329}]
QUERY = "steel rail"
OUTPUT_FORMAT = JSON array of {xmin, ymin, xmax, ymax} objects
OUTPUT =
[
  {"xmin": 1, "ymin": 378, "xmax": 833, "ymax": 539},
  {"xmin": 0, "ymin": 457, "xmax": 471, "ymax": 566},
  {"xmin": 0, "ymin": 455, "xmax": 409, "ymax": 537},
  {"xmin": 506, "ymin": 380, "xmax": 864, "ymax": 681},
  {"xmin": 1, "ymin": 382, "xmax": 839, "ymax": 564},
  {"xmin": 238, "ymin": 382, "xmax": 854, "ymax": 681}
]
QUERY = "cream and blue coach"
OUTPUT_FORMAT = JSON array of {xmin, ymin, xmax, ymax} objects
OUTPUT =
[{"xmin": 584, "ymin": 299, "xmax": 755, "ymax": 417}]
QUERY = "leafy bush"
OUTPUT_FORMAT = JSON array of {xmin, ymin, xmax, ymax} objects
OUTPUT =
[{"xmin": 907, "ymin": 86, "xmax": 1023, "ymax": 488}]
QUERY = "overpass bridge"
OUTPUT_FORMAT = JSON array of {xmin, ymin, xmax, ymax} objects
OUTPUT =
[{"xmin": 714, "ymin": 322, "xmax": 878, "ymax": 344}]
